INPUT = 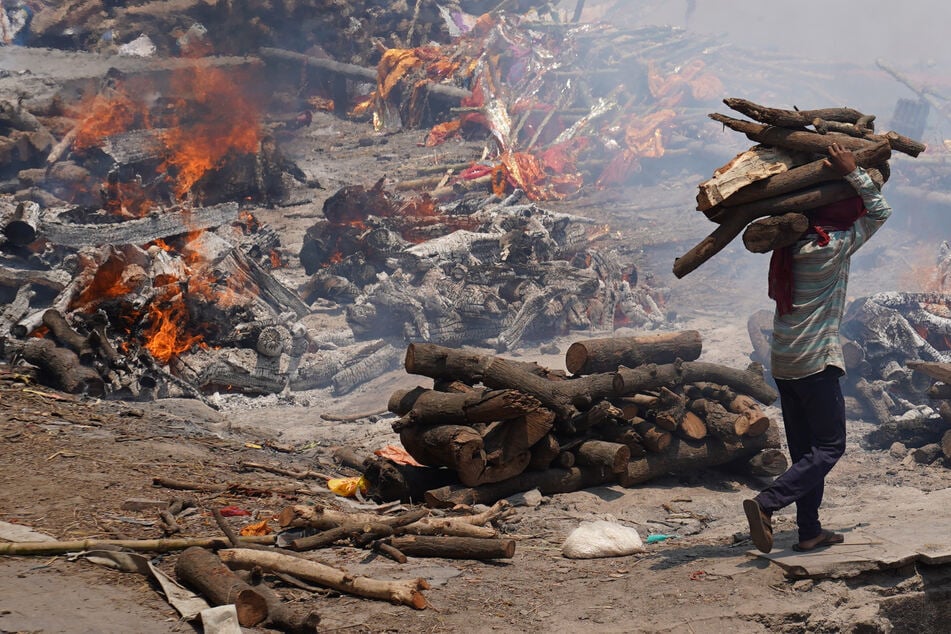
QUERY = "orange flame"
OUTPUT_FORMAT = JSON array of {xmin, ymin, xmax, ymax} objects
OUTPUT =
[
  {"xmin": 159, "ymin": 66, "xmax": 261, "ymax": 198},
  {"xmin": 143, "ymin": 297, "xmax": 203, "ymax": 364}
]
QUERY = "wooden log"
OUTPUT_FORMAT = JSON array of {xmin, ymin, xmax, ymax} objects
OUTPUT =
[
  {"xmin": 404, "ymin": 343, "xmax": 584, "ymax": 432},
  {"xmin": 613, "ymin": 361, "xmax": 777, "ymax": 406},
  {"xmin": 174, "ymin": 547, "xmax": 269, "ymax": 627},
  {"xmin": 573, "ymin": 440, "xmax": 630, "ymax": 473},
  {"xmin": 678, "ymin": 410, "xmax": 708, "ymax": 441},
  {"xmin": 742, "ymin": 212, "xmax": 810, "ymax": 253},
  {"xmin": 593, "ymin": 419, "xmax": 647, "ymax": 457},
  {"xmin": 689, "ymin": 398, "xmax": 744, "ymax": 440},
  {"xmin": 942, "ymin": 429, "xmax": 951, "ymax": 460},
  {"xmin": 3, "ymin": 201, "xmax": 41, "ymax": 245},
  {"xmin": 0, "ymin": 535, "xmax": 275, "ymax": 556},
  {"xmin": 651, "ymin": 386, "xmax": 687, "ymax": 432},
  {"xmin": 696, "ymin": 145, "xmax": 810, "ymax": 212},
  {"xmin": 424, "ymin": 466, "xmax": 614, "ymax": 508},
  {"xmin": 41, "ymin": 202, "xmax": 240, "ymax": 247},
  {"xmin": 722, "ymin": 448, "xmax": 789, "ymax": 477},
  {"xmin": 928, "ymin": 383, "xmax": 951, "ymax": 400},
  {"xmin": 863, "ymin": 416, "xmax": 951, "ymax": 449},
  {"xmin": 361, "ymin": 456, "xmax": 458, "ymax": 503},
  {"xmin": 389, "ymin": 387, "xmax": 551, "ymax": 430},
  {"xmin": 714, "ymin": 141, "xmax": 891, "ymax": 212},
  {"xmin": 728, "ymin": 394, "xmax": 770, "ymax": 437},
  {"xmin": 722, "ymin": 98, "xmax": 868, "ymax": 128},
  {"xmin": 710, "ymin": 112, "xmax": 924, "ymax": 157},
  {"xmin": 673, "ymin": 170, "xmax": 885, "ymax": 279},
  {"xmin": 528, "ymin": 433, "xmax": 561, "ymax": 470},
  {"xmin": 388, "ymin": 535, "xmax": 515, "ymax": 560},
  {"xmin": 41, "ymin": 309, "xmax": 93, "ymax": 362},
  {"xmin": 218, "ymin": 548, "xmax": 429, "ymax": 609},
  {"xmin": 631, "ymin": 417, "xmax": 672, "ymax": 452},
  {"xmin": 565, "ymin": 330, "xmax": 702, "ymax": 375},
  {"xmin": 398, "ymin": 424, "xmax": 486, "ymax": 487},
  {"xmin": 18, "ymin": 338, "xmax": 104, "ymax": 396},
  {"xmin": 619, "ymin": 433, "xmax": 776, "ymax": 487}
]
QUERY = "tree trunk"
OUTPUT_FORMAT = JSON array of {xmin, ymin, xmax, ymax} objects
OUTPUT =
[
  {"xmin": 564, "ymin": 330, "xmax": 703, "ymax": 375},
  {"xmin": 174, "ymin": 547, "xmax": 269, "ymax": 627}
]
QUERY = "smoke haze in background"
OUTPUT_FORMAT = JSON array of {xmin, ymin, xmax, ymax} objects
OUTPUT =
[{"xmin": 555, "ymin": 0, "xmax": 950, "ymax": 317}]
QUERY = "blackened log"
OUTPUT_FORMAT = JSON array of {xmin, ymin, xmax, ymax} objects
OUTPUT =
[
  {"xmin": 42, "ymin": 203, "xmax": 240, "ymax": 247},
  {"xmin": 41, "ymin": 309, "xmax": 94, "ymax": 362},
  {"xmin": 362, "ymin": 456, "xmax": 458, "ymax": 504},
  {"xmin": 863, "ymin": 415, "xmax": 950, "ymax": 450},
  {"xmin": 18, "ymin": 338, "xmax": 104, "ymax": 396},
  {"xmin": 565, "ymin": 330, "xmax": 702, "ymax": 375},
  {"xmin": 331, "ymin": 343, "xmax": 402, "ymax": 395},
  {"xmin": 3, "ymin": 201, "xmax": 41, "ymax": 245}
]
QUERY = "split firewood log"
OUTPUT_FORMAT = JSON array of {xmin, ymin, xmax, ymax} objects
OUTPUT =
[
  {"xmin": 695, "ymin": 145, "xmax": 812, "ymax": 212},
  {"xmin": 564, "ymin": 330, "xmax": 702, "ymax": 375},
  {"xmin": 631, "ymin": 417, "xmax": 673, "ymax": 452},
  {"xmin": 707, "ymin": 141, "xmax": 891, "ymax": 216},
  {"xmin": 397, "ymin": 424, "xmax": 489, "ymax": 487},
  {"xmin": 218, "ymin": 548, "xmax": 430, "ymax": 609},
  {"xmin": 672, "ymin": 167, "xmax": 886, "ymax": 279},
  {"xmin": 685, "ymin": 383, "xmax": 770, "ymax": 436}
]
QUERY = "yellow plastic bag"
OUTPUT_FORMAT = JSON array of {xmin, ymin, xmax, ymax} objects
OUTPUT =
[{"xmin": 327, "ymin": 476, "xmax": 368, "ymax": 498}]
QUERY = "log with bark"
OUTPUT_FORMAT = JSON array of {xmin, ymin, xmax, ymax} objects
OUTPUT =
[
  {"xmin": 217, "ymin": 548, "xmax": 430, "ymax": 609},
  {"xmin": 673, "ymin": 97, "xmax": 921, "ymax": 279},
  {"xmin": 564, "ymin": 330, "xmax": 702, "ymax": 375},
  {"xmin": 174, "ymin": 546, "xmax": 270, "ymax": 627}
]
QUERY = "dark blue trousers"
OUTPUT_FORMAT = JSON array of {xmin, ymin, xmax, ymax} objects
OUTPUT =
[{"xmin": 754, "ymin": 366, "xmax": 846, "ymax": 542}]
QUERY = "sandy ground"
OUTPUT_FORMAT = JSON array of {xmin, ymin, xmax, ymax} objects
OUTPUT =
[{"xmin": 1, "ymin": 44, "xmax": 951, "ymax": 634}]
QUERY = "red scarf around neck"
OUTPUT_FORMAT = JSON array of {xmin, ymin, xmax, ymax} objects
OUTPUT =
[{"xmin": 767, "ymin": 196, "xmax": 867, "ymax": 315}]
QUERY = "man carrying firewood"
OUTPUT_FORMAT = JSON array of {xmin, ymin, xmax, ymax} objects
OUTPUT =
[{"xmin": 744, "ymin": 142, "xmax": 893, "ymax": 553}]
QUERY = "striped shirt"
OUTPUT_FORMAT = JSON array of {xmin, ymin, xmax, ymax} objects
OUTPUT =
[{"xmin": 770, "ymin": 167, "xmax": 892, "ymax": 380}]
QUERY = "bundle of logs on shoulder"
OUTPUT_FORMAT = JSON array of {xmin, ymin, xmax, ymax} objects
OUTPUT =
[
  {"xmin": 356, "ymin": 331, "xmax": 788, "ymax": 507},
  {"xmin": 673, "ymin": 98, "xmax": 925, "ymax": 278}
]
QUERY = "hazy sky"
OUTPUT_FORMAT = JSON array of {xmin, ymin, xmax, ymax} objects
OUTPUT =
[{"xmin": 579, "ymin": 0, "xmax": 951, "ymax": 69}]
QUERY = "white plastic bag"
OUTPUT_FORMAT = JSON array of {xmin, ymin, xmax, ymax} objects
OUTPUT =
[{"xmin": 561, "ymin": 520, "xmax": 645, "ymax": 559}]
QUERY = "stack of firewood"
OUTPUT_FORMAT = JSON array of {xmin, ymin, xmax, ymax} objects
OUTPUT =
[
  {"xmin": 360, "ymin": 333, "xmax": 788, "ymax": 506},
  {"xmin": 673, "ymin": 98, "xmax": 926, "ymax": 278}
]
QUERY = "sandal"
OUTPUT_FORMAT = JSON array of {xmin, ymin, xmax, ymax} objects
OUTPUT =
[
  {"xmin": 743, "ymin": 499, "xmax": 773, "ymax": 553},
  {"xmin": 792, "ymin": 530, "xmax": 844, "ymax": 552}
]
